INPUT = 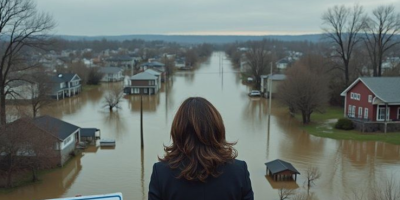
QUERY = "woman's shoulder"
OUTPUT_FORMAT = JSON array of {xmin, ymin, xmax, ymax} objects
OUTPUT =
[
  {"xmin": 154, "ymin": 159, "xmax": 248, "ymax": 169},
  {"xmin": 224, "ymin": 159, "xmax": 249, "ymax": 171}
]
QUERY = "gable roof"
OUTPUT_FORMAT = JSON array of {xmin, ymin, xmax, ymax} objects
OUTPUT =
[
  {"xmin": 341, "ymin": 77, "xmax": 400, "ymax": 103},
  {"xmin": 141, "ymin": 61, "xmax": 165, "ymax": 68},
  {"xmin": 130, "ymin": 72, "xmax": 157, "ymax": 80},
  {"xmin": 145, "ymin": 68, "xmax": 162, "ymax": 76},
  {"xmin": 99, "ymin": 67, "xmax": 123, "ymax": 74},
  {"xmin": 33, "ymin": 115, "xmax": 80, "ymax": 141},
  {"xmin": 80, "ymin": 128, "xmax": 99, "ymax": 137},
  {"xmin": 51, "ymin": 73, "xmax": 79, "ymax": 83},
  {"xmin": 265, "ymin": 159, "xmax": 300, "ymax": 175}
]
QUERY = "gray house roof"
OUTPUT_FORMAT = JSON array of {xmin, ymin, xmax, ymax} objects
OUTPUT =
[
  {"xmin": 33, "ymin": 115, "xmax": 80, "ymax": 141},
  {"xmin": 360, "ymin": 77, "xmax": 400, "ymax": 103},
  {"xmin": 80, "ymin": 128, "xmax": 99, "ymax": 137},
  {"xmin": 341, "ymin": 77, "xmax": 400, "ymax": 103},
  {"xmin": 130, "ymin": 72, "xmax": 157, "ymax": 80},
  {"xmin": 99, "ymin": 67, "xmax": 123, "ymax": 74},
  {"xmin": 265, "ymin": 159, "xmax": 300, "ymax": 175},
  {"xmin": 51, "ymin": 73, "xmax": 78, "ymax": 83},
  {"xmin": 145, "ymin": 68, "xmax": 162, "ymax": 76},
  {"xmin": 141, "ymin": 61, "xmax": 165, "ymax": 68}
]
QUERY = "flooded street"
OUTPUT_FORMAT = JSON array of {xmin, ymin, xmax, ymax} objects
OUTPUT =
[{"xmin": 1, "ymin": 52, "xmax": 400, "ymax": 200}]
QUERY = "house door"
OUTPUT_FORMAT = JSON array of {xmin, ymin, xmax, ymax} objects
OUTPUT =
[{"xmin": 144, "ymin": 88, "xmax": 148, "ymax": 94}]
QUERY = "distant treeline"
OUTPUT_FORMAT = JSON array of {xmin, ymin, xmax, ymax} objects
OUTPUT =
[{"xmin": 55, "ymin": 34, "xmax": 326, "ymax": 44}]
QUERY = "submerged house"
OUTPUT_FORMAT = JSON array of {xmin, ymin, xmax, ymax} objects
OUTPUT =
[
  {"xmin": 99, "ymin": 67, "xmax": 124, "ymax": 82},
  {"xmin": 341, "ymin": 77, "xmax": 400, "ymax": 132},
  {"xmin": 124, "ymin": 71, "xmax": 159, "ymax": 95},
  {"xmin": 260, "ymin": 74, "xmax": 286, "ymax": 97},
  {"xmin": 105, "ymin": 56, "xmax": 135, "ymax": 69},
  {"xmin": 5, "ymin": 115, "xmax": 100, "ymax": 166},
  {"xmin": 141, "ymin": 61, "xmax": 165, "ymax": 71},
  {"xmin": 265, "ymin": 159, "xmax": 300, "ymax": 181},
  {"xmin": 145, "ymin": 69, "xmax": 162, "ymax": 85},
  {"xmin": 51, "ymin": 73, "xmax": 82, "ymax": 100}
]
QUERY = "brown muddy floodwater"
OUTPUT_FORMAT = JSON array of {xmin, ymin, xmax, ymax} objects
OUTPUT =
[{"xmin": 1, "ymin": 52, "xmax": 400, "ymax": 200}]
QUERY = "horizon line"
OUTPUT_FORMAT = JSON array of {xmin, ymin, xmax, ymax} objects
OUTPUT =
[{"xmin": 56, "ymin": 33, "xmax": 324, "ymax": 37}]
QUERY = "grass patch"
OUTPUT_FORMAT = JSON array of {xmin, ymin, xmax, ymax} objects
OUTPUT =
[
  {"xmin": 296, "ymin": 106, "xmax": 400, "ymax": 145},
  {"xmin": 303, "ymin": 122, "xmax": 400, "ymax": 145}
]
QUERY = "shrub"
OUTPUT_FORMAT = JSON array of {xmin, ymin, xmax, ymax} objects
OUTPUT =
[{"xmin": 335, "ymin": 118, "xmax": 354, "ymax": 130}]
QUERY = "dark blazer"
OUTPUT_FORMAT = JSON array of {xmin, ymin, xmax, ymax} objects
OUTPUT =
[{"xmin": 148, "ymin": 159, "xmax": 253, "ymax": 200}]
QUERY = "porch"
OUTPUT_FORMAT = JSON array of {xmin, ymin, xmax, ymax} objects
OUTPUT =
[{"xmin": 350, "ymin": 118, "xmax": 400, "ymax": 133}]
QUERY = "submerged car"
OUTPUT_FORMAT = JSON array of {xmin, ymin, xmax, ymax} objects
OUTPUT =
[{"xmin": 248, "ymin": 90, "xmax": 261, "ymax": 97}]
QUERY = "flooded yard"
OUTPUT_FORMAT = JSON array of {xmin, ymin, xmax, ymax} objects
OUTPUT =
[{"xmin": 1, "ymin": 52, "xmax": 400, "ymax": 200}]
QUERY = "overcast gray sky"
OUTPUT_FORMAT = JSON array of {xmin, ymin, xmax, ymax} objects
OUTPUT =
[{"xmin": 37, "ymin": 0, "xmax": 400, "ymax": 36}]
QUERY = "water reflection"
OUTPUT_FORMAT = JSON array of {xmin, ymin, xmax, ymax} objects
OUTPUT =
[
  {"xmin": 126, "ymin": 95, "xmax": 161, "ymax": 113},
  {"xmin": 2, "ymin": 52, "xmax": 400, "ymax": 200},
  {"xmin": 102, "ymin": 111, "xmax": 127, "ymax": 139},
  {"xmin": 0, "ymin": 155, "xmax": 83, "ymax": 200}
]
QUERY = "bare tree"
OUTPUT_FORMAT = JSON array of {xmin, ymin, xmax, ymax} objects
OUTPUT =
[
  {"xmin": 278, "ymin": 187, "xmax": 296, "ymax": 200},
  {"xmin": 276, "ymin": 63, "xmax": 329, "ymax": 124},
  {"xmin": 65, "ymin": 61, "xmax": 89, "ymax": 85},
  {"xmin": 322, "ymin": 4, "xmax": 365, "ymax": 86},
  {"xmin": 363, "ymin": 5, "xmax": 400, "ymax": 77},
  {"xmin": 185, "ymin": 49, "xmax": 198, "ymax": 67},
  {"xmin": 370, "ymin": 176, "xmax": 400, "ymax": 200},
  {"xmin": 87, "ymin": 67, "xmax": 103, "ymax": 85},
  {"xmin": 0, "ymin": 118, "xmax": 58, "ymax": 187},
  {"xmin": 349, "ymin": 175, "xmax": 400, "ymax": 200},
  {"xmin": 103, "ymin": 85, "xmax": 123, "ymax": 112},
  {"xmin": 0, "ymin": 0, "xmax": 55, "ymax": 126},
  {"xmin": 305, "ymin": 166, "xmax": 321, "ymax": 192},
  {"xmin": 292, "ymin": 192, "xmax": 316, "ymax": 200},
  {"xmin": 28, "ymin": 73, "xmax": 54, "ymax": 117},
  {"xmin": 245, "ymin": 40, "xmax": 274, "ymax": 89},
  {"xmin": 161, "ymin": 56, "xmax": 175, "ymax": 77}
]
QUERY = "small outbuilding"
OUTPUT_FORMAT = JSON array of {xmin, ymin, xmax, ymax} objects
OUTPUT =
[
  {"xmin": 80, "ymin": 128, "xmax": 100, "ymax": 143},
  {"xmin": 265, "ymin": 159, "xmax": 300, "ymax": 181}
]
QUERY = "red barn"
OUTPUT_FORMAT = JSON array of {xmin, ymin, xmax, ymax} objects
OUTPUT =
[{"xmin": 341, "ymin": 77, "xmax": 400, "ymax": 122}]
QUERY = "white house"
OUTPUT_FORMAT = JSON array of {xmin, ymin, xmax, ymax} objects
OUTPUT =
[
  {"xmin": 51, "ymin": 73, "xmax": 82, "ymax": 100},
  {"xmin": 260, "ymin": 74, "xmax": 286, "ymax": 97},
  {"xmin": 99, "ymin": 67, "xmax": 124, "ymax": 82}
]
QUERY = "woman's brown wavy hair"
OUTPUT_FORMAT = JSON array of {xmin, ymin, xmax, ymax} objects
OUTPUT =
[{"xmin": 159, "ymin": 97, "xmax": 237, "ymax": 182}]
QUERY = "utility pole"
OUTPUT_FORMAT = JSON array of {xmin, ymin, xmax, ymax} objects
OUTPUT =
[
  {"xmin": 140, "ymin": 93, "xmax": 144, "ymax": 149},
  {"xmin": 267, "ymin": 62, "xmax": 273, "ymax": 132}
]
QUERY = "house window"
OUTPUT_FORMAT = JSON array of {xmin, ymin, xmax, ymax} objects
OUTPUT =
[
  {"xmin": 149, "ymin": 80, "xmax": 155, "ymax": 86},
  {"xmin": 364, "ymin": 108, "xmax": 369, "ymax": 120},
  {"xmin": 368, "ymin": 95, "xmax": 372, "ymax": 103},
  {"xmin": 377, "ymin": 107, "xmax": 390, "ymax": 121},
  {"xmin": 358, "ymin": 107, "xmax": 363, "ymax": 118},
  {"xmin": 350, "ymin": 92, "xmax": 361, "ymax": 101},
  {"xmin": 144, "ymin": 88, "xmax": 148, "ymax": 94},
  {"xmin": 348, "ymin": 105, "xmax": 356, "ymax": 117},
  {"xmin": 398, "ymin": 108, "xmax": 400, "ymax": 120},
  {"xmin": 63, "ymin": 135, "xmax": 73, "ymax": 148},
  {"xmin": 348, "ymin": 105, "xmax": 352, "ymax": 117},
  {"xmin": 133, "ymin": 88, "xmax": 140, "ymax": 94}
]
